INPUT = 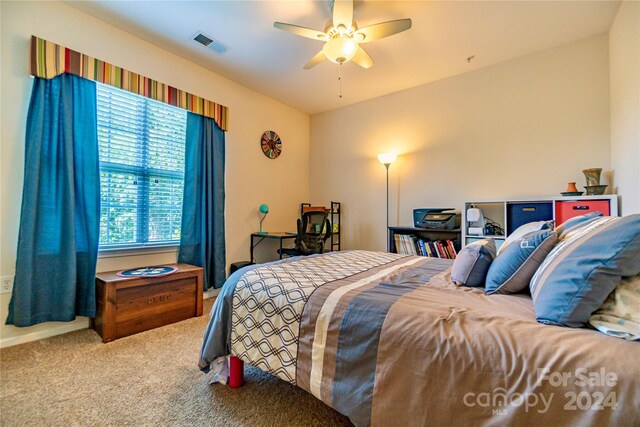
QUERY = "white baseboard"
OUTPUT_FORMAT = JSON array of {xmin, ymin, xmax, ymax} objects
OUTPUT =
[
  {"xmin": 204, "ymin": 288, "xmax": 220, "ymax": 299},
  {"xmin": 1, "ymin": 291, "xmax": 216, "ymax": 349},
  {"xmin": 0, "ymin": 320, "xmax": 89, "ymax": 349}
]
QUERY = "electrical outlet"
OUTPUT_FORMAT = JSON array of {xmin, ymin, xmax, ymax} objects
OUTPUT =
[{"xmin": 1, "ymin": 276, "xmax": 14, "ymax": 294}]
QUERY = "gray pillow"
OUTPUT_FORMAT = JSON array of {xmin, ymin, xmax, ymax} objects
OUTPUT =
[{"xmin": 451, "ymin": 239, "xmax": 496, "ymax": 287}]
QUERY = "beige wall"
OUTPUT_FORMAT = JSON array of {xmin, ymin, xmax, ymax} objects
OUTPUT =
[
  {"xmin": 310, "ymin": 35, "xmax": 611, "ymax": 252},
  {"xmin": 0, "ymin": 1, "xmax": 309, "ymax": 346},
  {"xmin": 610, "ymin": 0, "xmax": 640, "ymax": 215},
  {"xmin": 0, "ymin": 3, "xmax": 631, "ymax": 347}
]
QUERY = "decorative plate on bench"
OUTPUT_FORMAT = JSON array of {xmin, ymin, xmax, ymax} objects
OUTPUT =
[{"xmin": 117, "ymin": 266, "xmax": 178, "ymax": 278}]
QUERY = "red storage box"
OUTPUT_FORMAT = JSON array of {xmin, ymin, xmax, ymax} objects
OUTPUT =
[{"xmin": 555, "ymin": 200, "xmax": 610, "ymax": 226}]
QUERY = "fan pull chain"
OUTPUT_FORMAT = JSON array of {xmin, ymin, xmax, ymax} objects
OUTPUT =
[{"xmin": 338, "ymin": 64, "xmax": 343, "ymax": 98}]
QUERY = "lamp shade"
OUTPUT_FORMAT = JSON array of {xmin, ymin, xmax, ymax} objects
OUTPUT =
[
  {"xmin": 259, "ymin": 204, "xmax": 269, "ymax": 214},
  {"xmin": 323, "ymin": 37, "xmax": 358, "ymax": 64},
  {"xmin": 377, "ymin": 153, "xmax": 397, "ymax": 165}
]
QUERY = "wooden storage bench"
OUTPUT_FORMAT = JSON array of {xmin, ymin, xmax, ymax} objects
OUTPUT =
[{"xmin": 92, "ymin": 263, "xmax": 204, "ymax": 343}]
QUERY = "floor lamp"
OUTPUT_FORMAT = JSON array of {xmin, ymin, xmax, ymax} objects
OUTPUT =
[{"xmin": 378, "ymin": 153, "xmax": 397, "ymax": 252}]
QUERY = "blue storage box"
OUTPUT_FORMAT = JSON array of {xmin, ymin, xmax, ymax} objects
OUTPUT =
[{"xmin": 506, "ymin": 202, "xmax": 553, "ymax": 235}]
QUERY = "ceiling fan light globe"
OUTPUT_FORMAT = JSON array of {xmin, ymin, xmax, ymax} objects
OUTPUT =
[{"xmin": 323, "ymin": 37, "xmax": 358, "ymax": 64}]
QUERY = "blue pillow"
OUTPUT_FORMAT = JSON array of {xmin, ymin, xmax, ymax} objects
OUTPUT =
[
  {"xmin": 485, "ymin": 230, "xmax": 557, "ymax": 295},
  {"xmin": 555, "ymin": 211, "xmax": 603, "ymax": 240},
  {"xmin": 497, "ymin": 220, "xmax": 554, "ymax": 255},
  {"xmin": 530, "ymin": 215, "xmax": 640, "ymax": 327},
  {"xmin": 451, "ymin": 239, "xmax": 496, "ymax": 287}
]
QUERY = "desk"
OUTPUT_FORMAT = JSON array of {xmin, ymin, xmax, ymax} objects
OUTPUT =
[{"xmin": 250, "ymin": 232, "xmax": 297, "ymax": 262}]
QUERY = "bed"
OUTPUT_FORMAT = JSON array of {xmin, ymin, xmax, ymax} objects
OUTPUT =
[{"xmin": 199, "ymin": 250, "xmax": 640, "ymax": 426}]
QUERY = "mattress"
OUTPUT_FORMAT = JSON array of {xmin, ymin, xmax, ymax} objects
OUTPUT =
[{"xmin": 199, "ymin": 250, "xmax": 640, "ymax": 426}]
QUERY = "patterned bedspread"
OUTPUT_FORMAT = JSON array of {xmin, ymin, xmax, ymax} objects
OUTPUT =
[
  {"xmin": 230, "ymin": 250, "xmax": 403, "ymax": 383},
  {"xmin": 199, "ymin": 251, "xmax": 409, "ymax": 381},
  {"xmin": 199, "ymin": 250, "xmax": 640, "ymax": 427}
]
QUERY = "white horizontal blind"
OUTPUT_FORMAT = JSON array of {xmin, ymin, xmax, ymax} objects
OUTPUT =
[{"xmin": 96, "ymin": 83, "xmax": 187, "ymax": 249}]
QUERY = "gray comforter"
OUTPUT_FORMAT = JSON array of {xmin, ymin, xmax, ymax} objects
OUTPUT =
[{"xmin": 200, "ymin": 250, "xmax": 640, "ymax": 426}]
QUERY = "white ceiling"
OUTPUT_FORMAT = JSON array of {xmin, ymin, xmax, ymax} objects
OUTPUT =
[{"xmin": 65, "ymin": 0, "xmax": 621, "ymax": 115}]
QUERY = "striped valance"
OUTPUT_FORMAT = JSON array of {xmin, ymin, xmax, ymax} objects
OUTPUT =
[{"xmin": 30, "ymin": 36, "xmax": 229, "ymax": 131}]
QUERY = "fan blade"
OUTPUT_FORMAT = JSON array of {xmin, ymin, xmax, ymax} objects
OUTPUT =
[
  {"xmin": 274, "ymin": 22, "xmax": 329, "ymax": 41},
  {"xmin": 332, "ymin": 0, "xmax": 353, "ymax": 30},
  {"xmin": 354, "ymin": 19, "xmax": 412, "ymax": 43},
  {"xmin": 303, "ymin": 50, "xmax": 327, "ymax": 69},
  {"xmin": 351, "ymin": 47, "xmax": 374, "ymax": 69}
]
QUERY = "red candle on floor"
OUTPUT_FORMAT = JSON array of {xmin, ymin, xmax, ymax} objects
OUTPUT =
[{"xmin": 229, "ymin": 356, "xmax": 244, "ymax": 388}]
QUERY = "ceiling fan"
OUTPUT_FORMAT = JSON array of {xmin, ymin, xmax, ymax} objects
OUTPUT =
[{"xmin": 274, "ymin": 0, "xmax": 412, "ymax": 70}]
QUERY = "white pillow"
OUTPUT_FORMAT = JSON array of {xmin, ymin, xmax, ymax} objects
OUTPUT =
[
  {"xmin": 589, "ymin": 275, "xmax": 640, "ymax": 340},
  {"xmin": 498, "ymin": 220, "xmax": 553, "ymax": 255}
]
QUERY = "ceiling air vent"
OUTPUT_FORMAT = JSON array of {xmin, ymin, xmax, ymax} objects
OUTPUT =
[{"xmin": 192, "ymin": 31, "xmax": 228, "ymax": 54}]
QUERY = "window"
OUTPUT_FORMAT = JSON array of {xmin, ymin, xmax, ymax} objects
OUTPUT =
[{"xmin": 96, "ymin": 83, "xmax": 187, "ymax": 249}]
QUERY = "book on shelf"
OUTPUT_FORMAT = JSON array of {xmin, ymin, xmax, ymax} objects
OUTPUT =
[
  {"xmin": 393, "ymin": 234, "xmax": 457, "ymax": 259},
  {"xmin": 418, "ymin": 239, "xmax": 427, "ymax": 257},
  {"xmin": 435, "ymin": 241, "xmax": 443, "ymax": 258},
  {"xmin": 447, "ymin": 240, "xmax": 458, "ymax": 258},
  {"xmin": 393, "ymin": 235, "xmax": 403, "ymax": 254},
  {"xmin": 436, "ymin": 241, "xmax": 444, "ymax": 258},
  {"xmin": 394, "ymin": 234, "xmax": 417, "ymax": 256},
  {"xmin": 409, "ymin": 235, "xmax": 419, "ymax": 256},
  {"xmin": 423, "ymin": 241, "xmax": 432, "ymax": 257}
]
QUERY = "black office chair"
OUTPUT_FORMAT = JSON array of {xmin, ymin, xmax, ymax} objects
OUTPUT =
[{"xmin": 279, "ymin": 211, "xmax": 332, "ymax": 257}]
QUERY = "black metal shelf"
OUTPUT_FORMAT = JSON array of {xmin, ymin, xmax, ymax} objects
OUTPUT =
[
  {"xmin": 301, "ymin": 201, "xmax": 341, "ymax": 252},
  {"xmin": 330, "ymin": 201, "xmax": 341, "ymax": 251}
]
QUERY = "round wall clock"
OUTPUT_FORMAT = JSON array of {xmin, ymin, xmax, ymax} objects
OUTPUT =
[{"xmin": 261, "ymin": 130, "xmax": 282, "ymax": 159}]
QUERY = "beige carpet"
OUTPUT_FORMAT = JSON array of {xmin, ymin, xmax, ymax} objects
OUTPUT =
[{"xmin": 0, "ymin": 299, "xmax": 352, "ymax": 427}]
